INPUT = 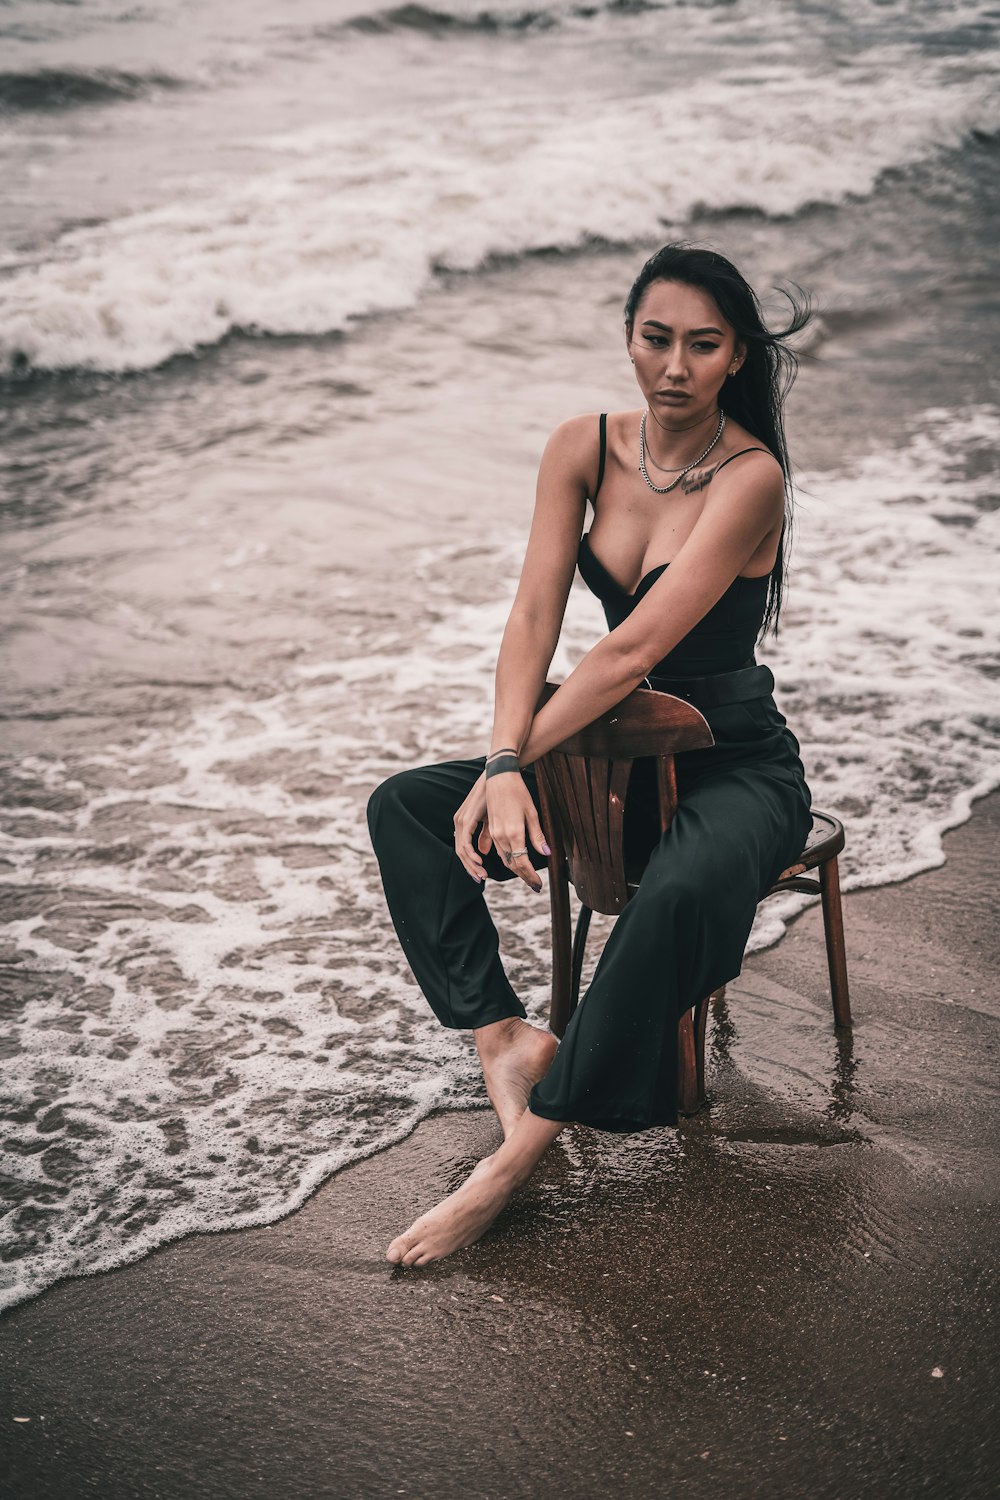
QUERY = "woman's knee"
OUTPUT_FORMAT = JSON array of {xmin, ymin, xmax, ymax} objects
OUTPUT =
[
  {"xmin": 635, "ymin": 836, "xmax": 727, "ymax": 918},
  {"xmin": 367, "ymin": 761, "xmax": 475, "ymax": 851},
  {"xmin": 636, "ymin": 861, "xmax": 702, "ymax": 921},
  {"xmin": 366, "ymin": 767, "xmax": 424, "ymax": 843}
]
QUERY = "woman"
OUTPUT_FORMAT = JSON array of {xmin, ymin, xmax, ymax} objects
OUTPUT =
[{"xmin": 367, "ymin": 243, "xmax": 814, "ymax": 1266}]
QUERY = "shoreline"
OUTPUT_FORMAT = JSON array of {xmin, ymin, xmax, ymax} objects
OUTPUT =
[
  {"xmin": 3, "ymin": 791, "xmax": 998, "ymax": 1499},
  {"xmin": 3, "ymin": 771, "xmax": 996, "ymax": 1321}
]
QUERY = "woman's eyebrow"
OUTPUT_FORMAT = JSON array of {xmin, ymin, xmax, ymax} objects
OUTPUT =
[{"xmin": 641, "ymin": 320, "xmax": 725, "ymax": 336}]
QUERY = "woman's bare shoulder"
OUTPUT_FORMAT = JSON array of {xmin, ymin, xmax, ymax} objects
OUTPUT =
[
  {"xmin": 706, "ymin": 423, "xmax": 785, "ymax": 535},
  {"xmin": 545, "ymin": 409, "xmax": 640, "ymax": 467},
  {"xmin": 715, "ymin": 417, "xmax": 779, "ymax": 467},
  {"xmin": 540, "ymin": 412, "xmax": 604, "ymax": 490},
  {"xmin": 545, "ymin": 411, "xmax": 601, "ymax": 449}
]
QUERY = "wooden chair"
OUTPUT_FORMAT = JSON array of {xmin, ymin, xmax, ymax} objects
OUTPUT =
[{"xmin": 533, "ymin": 682, "xmax": 851, "ymax": 1116}]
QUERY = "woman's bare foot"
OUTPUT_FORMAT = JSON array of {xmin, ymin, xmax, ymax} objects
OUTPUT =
[
  {"xmin": 386, "ymin": 1155, "xmax": 514, "ymax": 1267},
  {"xmin": 386, "ymin": 1107, "xmax": 566, "ymax": 1267},
  {"xmin": 474, "ymin": 1017, "xmax": 558, "ymax": 1139}
]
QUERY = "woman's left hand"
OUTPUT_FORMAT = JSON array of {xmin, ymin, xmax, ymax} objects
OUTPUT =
[
  {"xmin": 453, "ymin": 770, "xmax": 490, "ymax": 883},
  {"xmin": 485, "ymin": 771, "xmax": 550, "ymax": 893}
]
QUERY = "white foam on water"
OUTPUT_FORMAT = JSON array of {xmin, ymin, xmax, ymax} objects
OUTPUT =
[
  {"xmin": 738, "ymin": 405, "xmax": 1000, "ymax": 948},
  {"xmin": 1, "ymin": 48, "xmax": 996, "ymax": 373},
  {"xmin": 1, "ymin": 403, "xmax": 997, "ymax": 1311},
  {"xmin": 0, "ymin": 581, "xmax": 558, "ymax": 1310}
]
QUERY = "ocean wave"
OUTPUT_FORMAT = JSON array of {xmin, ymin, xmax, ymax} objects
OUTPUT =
[
  {"xmin": 345, "ymin": 2, "xmax": 559, "ymax": 36},
  {"xmin": 1, "ymin": 63, "xmax": 996, "ymax": 375},
  {"xmin": 0, "ymin": 66, "xmax": 185, "ymax": 115},
  {"xmin": 304, "ymin": 0, "xmax": 992, "ymax": 45},
  {"xmin": 337, "ymin": 0, "xmax": 668, "ymax": 38}
]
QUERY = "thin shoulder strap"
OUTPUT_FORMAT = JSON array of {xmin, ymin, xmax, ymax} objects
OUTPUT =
[
  {"xmin": 592, "ymin": 412, "xmax": 608, "ymax": 502},
  {"xmin": 714, "ymin": 446, "xmax": 769, "ymax": 476}
]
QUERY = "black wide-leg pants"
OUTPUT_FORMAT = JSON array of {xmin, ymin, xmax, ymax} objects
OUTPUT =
[{"xmin": 366, "ymin": 695, "xmax": 813, "ymax": 1131}]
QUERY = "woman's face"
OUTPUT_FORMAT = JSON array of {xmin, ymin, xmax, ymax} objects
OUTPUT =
[{"xmin": 626, "ymin": 278, "xmax": 744, "ymax": 421}]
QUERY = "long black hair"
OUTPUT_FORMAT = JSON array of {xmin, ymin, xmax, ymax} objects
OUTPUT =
[{"xmin": 624, "ymin": 243, "xmax": 812, "ymax": 635}]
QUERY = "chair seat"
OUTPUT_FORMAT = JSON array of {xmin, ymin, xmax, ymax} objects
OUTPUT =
[
  {"xmin": 798, "ymin": 811, "xmax": 846, "ymax": 867},
  {"xmin": 771, "ymin": 811, "xmax": 845, "ymax": 890}
]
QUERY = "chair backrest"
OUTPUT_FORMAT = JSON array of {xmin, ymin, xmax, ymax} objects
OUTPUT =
[{"xmin": 533, "ymin": 681, "xmax": 714, "ymax": 915}]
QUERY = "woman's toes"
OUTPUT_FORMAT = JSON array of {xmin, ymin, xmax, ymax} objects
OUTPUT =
[{"xmin": 388, "ymin": 1212, "xmax": 435, "ymax": 1266}]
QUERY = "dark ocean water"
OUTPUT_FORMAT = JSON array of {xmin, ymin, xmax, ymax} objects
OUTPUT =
[{"xmin": 0, "ymin": 0, "xmax": 998, "ymax": 1311}]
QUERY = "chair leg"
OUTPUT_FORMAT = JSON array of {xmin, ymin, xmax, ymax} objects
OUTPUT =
[
  {"xmin": 570, "ymin": 905, "xmax": 592, "ymax": 1013},
  {"xmin": 548, "ymin": 860, "xmax": 573, "ymax": 1039},
  {"xmin": 695, "ymin": 993, "xmax": 710, "ymax": 1103},
  {"xmin": 678, "ymin": 1008, "xmax": 701, "ymax": 1116},
  {"xmin": 678, "ymin": 993, "xmax": 714, "ymax": 1115},
  {"xmin": 819, "ymin": 854, "xmax": 852, "ymax": 1029}
]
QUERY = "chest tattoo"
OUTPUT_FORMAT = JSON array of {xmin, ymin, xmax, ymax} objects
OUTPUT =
[{"xmin": 679, "ymin": 465, "xmax": 717, "ymax": 496}]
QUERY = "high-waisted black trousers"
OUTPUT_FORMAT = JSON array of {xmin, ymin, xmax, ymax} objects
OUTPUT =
[{"xmin": 367, "ymin": 694, "xmax": 812, "ymax": 1131}]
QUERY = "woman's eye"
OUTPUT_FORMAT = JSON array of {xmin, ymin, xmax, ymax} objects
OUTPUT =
[{"xmin": 639, "ymin": 336, "xmax": 720, "ymax": 351}]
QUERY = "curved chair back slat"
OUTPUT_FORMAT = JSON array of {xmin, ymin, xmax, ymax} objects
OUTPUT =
[{"xmin": 536, "ymin": 680, "xmax": 715, "ymax": 759}]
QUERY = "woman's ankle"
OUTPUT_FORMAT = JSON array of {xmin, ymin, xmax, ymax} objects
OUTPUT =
[
  {"xmin": 473, "ymin": 1015, "xmax": 526, "ymax": 1055},
  {"xmin": 489, "ymin": 1109, "xmax": 565, "ymax": 1190}
]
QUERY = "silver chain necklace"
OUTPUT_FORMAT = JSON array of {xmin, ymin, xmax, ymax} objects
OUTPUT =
[
  {"xmin": 643, "ymin": 408, "xmax": 720, "ymax": 468},
  {"xmin": 639, "ymin": 408, "xmax": 726, "ymax": 494}
]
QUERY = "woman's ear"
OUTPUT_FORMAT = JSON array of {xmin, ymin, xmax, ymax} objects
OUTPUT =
[
  {"xmin": 729, "ymin": 340, "xmax": 747, "ymax": 375},
  {"xmin": 625, "ymin": 325, "xmax": 635, "ymax": 365}
]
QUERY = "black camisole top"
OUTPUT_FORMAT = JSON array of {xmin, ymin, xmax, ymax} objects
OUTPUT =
[{"xmin": 578, "ymin": 413, "xmax": 772, "ymax": 679}]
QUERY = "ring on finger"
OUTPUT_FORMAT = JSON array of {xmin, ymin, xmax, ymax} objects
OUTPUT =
[{"xmin": 506, "ymin": 846, "xmax": 528, "ymax": 865}]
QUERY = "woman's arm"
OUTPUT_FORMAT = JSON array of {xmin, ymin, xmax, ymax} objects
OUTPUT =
[
  {"xmin": 451, "ymin": 416, "xmax": 594, "ymax": 888},
  {"xmin": 452, "ymin": 414, "xmax": 602, "ymax": 888},
  {"xmin": 487, "ymin": 416, "xmax": 595, "ymax": 757},
  {"xmin": 517, "ymin": 452, "xmax": 785, "ymax": 766}
]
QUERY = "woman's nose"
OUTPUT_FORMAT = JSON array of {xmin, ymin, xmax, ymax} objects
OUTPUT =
[{"xmin": 663, "ymin": 345, "xmax": 688, "ymax": 380}]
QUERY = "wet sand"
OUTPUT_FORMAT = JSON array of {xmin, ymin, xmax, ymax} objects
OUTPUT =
[{"xmin": 2, "ymin": 794, "xmax": 998, "ymax": 1500}]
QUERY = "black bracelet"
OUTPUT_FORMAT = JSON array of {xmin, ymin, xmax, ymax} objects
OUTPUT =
[
  {"xmin": 485, "ymin": 754, "xmax": 521, "ymax": 780},
  {"xmin": 486, "ymin": 746, "xmax": 518, "ymax": 763}
]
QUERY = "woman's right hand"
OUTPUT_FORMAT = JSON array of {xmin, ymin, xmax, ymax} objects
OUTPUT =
[
  {"xmin": 484, "ymin": 771, "xmax": 549, "ymax": 893},
  {"xmin": 453, "ymin": 770, "xmax": 490, "ymax": 883},
  {"xmin": 454, "ymin": 767, "xmax": 551, "ymax": 890}
]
